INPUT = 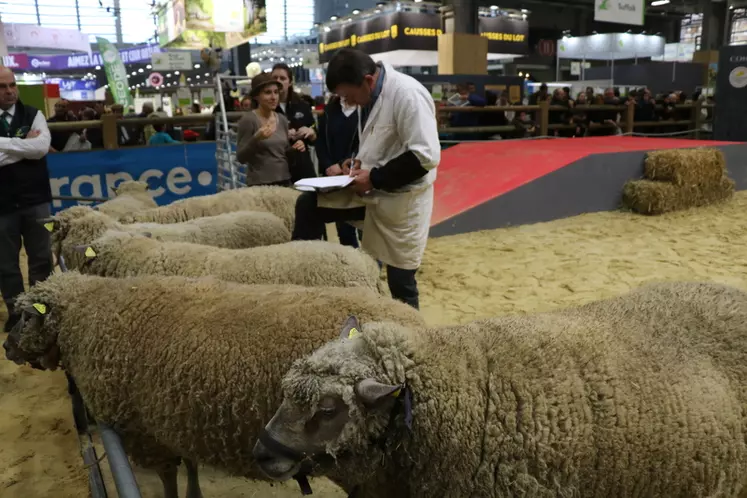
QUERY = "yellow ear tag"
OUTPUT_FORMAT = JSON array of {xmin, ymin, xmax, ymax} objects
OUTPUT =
[
  {"xmin": 32, "ymin": 303, "xmax": 47, "ymax": 315},
  {"xmin": 391, "ymin": 388, "xmax": 402, "ymax": 398},
  {"xmin": 44, "ymin": 222, "xmax": 55, "ymax": 232},
  {"xmin": 85, "ymin": 247, "xmax": 97, "ymax": 258},
  {"xmin": 347, "ymin": 327, "xmax": 359, "ymax": 339}
]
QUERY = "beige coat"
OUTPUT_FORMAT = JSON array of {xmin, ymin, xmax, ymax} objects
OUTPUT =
[{"xmin": 318, "ymin": 63, "xmax": 440, "ymax": 270}]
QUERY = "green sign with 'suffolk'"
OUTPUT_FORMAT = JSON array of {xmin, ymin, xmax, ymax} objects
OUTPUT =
[{"xmin": 97, "ymin": 36, "xmax": 133, "ymax": 108}]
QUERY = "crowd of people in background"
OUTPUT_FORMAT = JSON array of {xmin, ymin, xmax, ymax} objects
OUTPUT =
[
  {"xmin": 44, "ymin": 98, "xmax": 207, "ymax": 152},
  {"xmin": 46, "ymin": 77, "xmax": 713, "ymax": 154},
  {"xmin": 444, "ymin": 81, "xmax": 714, "ymax": 139}
]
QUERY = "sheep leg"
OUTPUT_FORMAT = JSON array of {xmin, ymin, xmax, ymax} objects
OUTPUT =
[
  {"xmin": 184, "ymin": 458, "xmax": 204, "ymax": 498},
  {"xmin": 157, "ymin": 463, "xmax": 180, "ymax": 498}
]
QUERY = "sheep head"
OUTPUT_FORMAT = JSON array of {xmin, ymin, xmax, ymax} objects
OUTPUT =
[
  {"xmin": 41, "ymin": 206, "xmax": 97, "ymax": 263},
  {"xmin": 3, "ymin": 301, "xmax": 60, "ymax": 371},
  {"xmin": 253, "ymin": 316, "xmax": 411, "ymax": 486}
]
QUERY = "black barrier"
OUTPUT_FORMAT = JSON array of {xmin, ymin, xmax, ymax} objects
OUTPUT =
[{"xmin": 318, "ymin": 11, "xmax": 529, "ymax": 62}]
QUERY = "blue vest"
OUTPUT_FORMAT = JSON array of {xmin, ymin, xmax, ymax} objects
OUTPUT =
[{"xmin": 0, "ymin": 100, "xmax": 52, "ymax": 215}]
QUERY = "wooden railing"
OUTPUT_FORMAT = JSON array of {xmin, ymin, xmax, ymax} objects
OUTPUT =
[{"xmin": 45, "ymin": 102, "xmax": 714, "ymax": 151}]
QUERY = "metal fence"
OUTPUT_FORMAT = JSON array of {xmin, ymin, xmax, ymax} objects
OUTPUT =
[{"xmin": 57, "ymin": 247, "xmax": 143, "ymax": 498}]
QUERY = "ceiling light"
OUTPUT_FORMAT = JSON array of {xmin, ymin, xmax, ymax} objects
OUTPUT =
[
  {"xmin": 194, "ymin": 63, "xmax": 200, "ymax": 68},
  {"xmin": 138, "ymin": 68, "xmax": 144, "ymax": 73},
  {"xmin": 330, "ymin": 15, "xmax": 338, "ymax": 20},
  {"xmin": 95, "ymin": 65, "xmax": 101, "ymax": 70},
  {"xmin": 352, "ymin": 9, "xmax": 361, "ymax": 14},
  {"xmin": 490, "ymin": 5, "xmax": 498, "ymax": 9},
  {"xmin": 650, "ymin": 0, "xmax": 669, "ymax": 5},
  {"xmin": 146, "ymin": 64, "xmax": 152, "ymax": 69},
  {"xmin": 175, "ymin": 71, "xmax": 180, "ymax": 75}
]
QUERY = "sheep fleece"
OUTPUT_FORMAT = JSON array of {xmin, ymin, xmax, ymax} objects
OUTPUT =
[
  {"xmin": 79, "ymin": 231, "xmax": 388, "ymax": 294},
  {"xmin": 15, "ymin": 272, "xmax": 425, "ymax": 475},
  {"xmin": 57, "ymin": 209, "xmax": 290, "ymax": 268},
  {"xmin": 120, "ymin": 185, "xmax": 300, "ymax": 230},
  {"xmin": 300, "ymin": 281, "xmax": 747, "ymax": 498},
  {"xmin": 95, "ymin": 181, "xmax": 157, "ymax": 218}
]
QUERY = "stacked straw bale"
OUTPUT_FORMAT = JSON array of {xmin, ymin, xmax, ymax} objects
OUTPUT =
[{"xmin": 623, "ymin": 147, "xmax": 734, "ymax": 215}]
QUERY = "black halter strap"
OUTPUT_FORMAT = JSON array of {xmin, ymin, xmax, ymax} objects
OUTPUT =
[{"xmin": 258, "ymin": 428, "xmax": 314, "ymax": 495}]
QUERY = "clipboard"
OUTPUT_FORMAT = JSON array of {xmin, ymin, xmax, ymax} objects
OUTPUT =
[{"xmin": 293, "ymin": 176, "xmax": 354, "ymax": 193}]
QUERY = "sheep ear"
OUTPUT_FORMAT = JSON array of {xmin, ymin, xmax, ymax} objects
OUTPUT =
[
  {"xmin": 339, "ymin": 315, "xmax": 361, "ymax": 340},
  {"xmin": 21, "ymin": 303, "xmax": 47, "ymax": 316},
  {"xmin": 38, "ymin": 217, "xmax": 58, "ymax": 233},
  {"xmin": 355, "ymin": 378, "xmax": 402, "ymax": 407},
  {"xmin": 73, "ymin": 245, "xmax": 98, "ymax": 259}
]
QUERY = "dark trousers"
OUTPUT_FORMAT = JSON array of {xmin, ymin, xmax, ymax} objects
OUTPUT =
[
  {"xmin": 292, "ymin": 192, "xmax": 420, "ymax": 309},
  {"xmin": 0, "ymin": 203, "xmax": 53, "ymax": 323},
  {"xmin": 336, "ymin": 222, "xmax": 360, "ymax": 249}
]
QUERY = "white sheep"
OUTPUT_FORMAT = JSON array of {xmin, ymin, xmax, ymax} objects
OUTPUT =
[
  {"xmin": 254, "ymin": 281, "xmax": 747, "ymax": 498},
  {"xmin": 73, "ymin": 230, "xmax": 389, "ymax": 294},
  {"xmin": 95, "ymin": 180, "xmax": 158, "ymax": 218},
  {"xmin": 119, "ymin": 185, "xmax": 300, "ymax": 231},
  {"xmin": 3, "ymin": 272, "xmax": 426, "ymax": 498},
  {"xmin": 46, "ymin": 207, "xmax": 290, "ymax": 271}
]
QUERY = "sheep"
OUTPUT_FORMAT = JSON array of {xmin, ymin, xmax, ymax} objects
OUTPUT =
[
  {"xmin": 2, "ymin": 272, "xmax": 426, "ymax": 498},
  {"xmin": 71, "ymin": 230, "xmax": 389, "ymax": 295},
  {"xmin": 47, "ymin": 207, "xmax": 290, "ymax": 271},
  {"xmin": 95, "ymin": 180, "xmax": 158, "ymax": 218},
  {"xmin": 119, "ymin": 185, "xmax": 301, "ymax": 231},
  {"xmin": 253, "ymin": 281, "xmax": 747, "ymax": 498}
]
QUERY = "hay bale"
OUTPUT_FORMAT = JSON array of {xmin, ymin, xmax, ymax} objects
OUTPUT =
[
  {"xmin": 623, "ymin": 177, "xmax": 735, "ymax": 215},
  {"xmin": 644, "ymin": 148, "xmax": 726, "ymax": 186}
]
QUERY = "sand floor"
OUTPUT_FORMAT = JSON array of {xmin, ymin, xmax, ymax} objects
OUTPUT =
[{"xmin": 2, "ymin": 193, "xmax": 747, "ymax": 497}]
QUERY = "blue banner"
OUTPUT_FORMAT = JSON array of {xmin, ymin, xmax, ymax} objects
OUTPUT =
[{"xmin": 47, "ymin": 142, "xmax": 218, "ymax": 214}]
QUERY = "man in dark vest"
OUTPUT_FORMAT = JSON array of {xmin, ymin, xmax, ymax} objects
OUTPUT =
[{"xmin": 0, "ymin": 66, "xmax": 53, "ymax": 332}]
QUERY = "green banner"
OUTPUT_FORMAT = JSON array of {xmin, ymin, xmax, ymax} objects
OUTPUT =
[{"xmin": 97, "ymin": 36, "xmax": 133, "ymax": 108}]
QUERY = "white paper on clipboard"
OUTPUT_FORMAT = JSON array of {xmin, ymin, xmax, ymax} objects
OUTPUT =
[{"xmin": 294, "ymin": 176, "xmax": 354, "ymax": 192}]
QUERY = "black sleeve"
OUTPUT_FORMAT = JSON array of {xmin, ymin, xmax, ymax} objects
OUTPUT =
[
  {"xmin": 315, "ymin": 112, "xmax": 333, "ymax": 173},
  {"xmin": 369, "ymin": 150, "xmax": 429, "ymax": 192}
]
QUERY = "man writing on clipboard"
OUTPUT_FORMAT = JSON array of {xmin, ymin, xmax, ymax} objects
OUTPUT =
[{"xmin": 292, "ymin": 48, "xmax": 440, "ymax": 310}]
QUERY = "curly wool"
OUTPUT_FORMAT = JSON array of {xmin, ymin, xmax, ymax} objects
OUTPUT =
[
  {"xmin": 76, "ymin": 230, "xmax": 390, "ymax": 295},
  {"xmin": 119, "ymin": 185, "xmax": 300, "ymax": 231},
  {"xmin": 281, "ymin": 281, "xmax": 747, "ymax": 498},
  {"xmin": 95, "ymin": 180, "xmax": 158, "ymax": 218},
  {"xmin": 12, "ymin": 272, "xmax": 425, "ymax": 477},
  {"xmin": 55, "ymin": 209, "xmax": 290, "ymax": 270}
]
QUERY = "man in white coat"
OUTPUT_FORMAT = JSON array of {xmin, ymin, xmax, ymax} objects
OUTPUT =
[{"xmin": 292, "ymin": 48, "xmax": 440, "ymax": 310}]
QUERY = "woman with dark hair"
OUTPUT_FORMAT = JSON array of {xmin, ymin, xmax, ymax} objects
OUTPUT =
[
  {"xmin": 316, "ymin": 95, "xmax": 362, "ymax": 248},
  {"xmin": 271, "ymin": 63, "xmax": 318, "ymax": 182},
  {"xmin": 236, "ymin": 73, "xmax": 306, "ymax": 186}
]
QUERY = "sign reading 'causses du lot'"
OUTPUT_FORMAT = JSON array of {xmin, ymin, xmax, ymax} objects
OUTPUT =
[{"xmin": 318, "ymin": 12, "xmax": 528, "ymax": 63}]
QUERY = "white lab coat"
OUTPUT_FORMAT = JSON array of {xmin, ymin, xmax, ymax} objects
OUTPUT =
[{"xmin": 317, "ymin": 63, "xmax": 440, "ymax": 270}]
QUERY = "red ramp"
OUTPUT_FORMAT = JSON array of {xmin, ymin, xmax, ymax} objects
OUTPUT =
[{"xmin": 430, "ymin": 137, "xmax": 747, "ymax": 237}]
